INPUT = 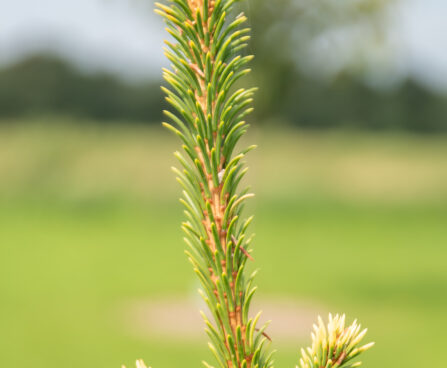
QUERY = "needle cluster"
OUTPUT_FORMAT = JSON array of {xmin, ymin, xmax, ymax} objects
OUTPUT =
[{"xmin": 299, "ymin": 314, "xmax": 374, "ymax": 368}]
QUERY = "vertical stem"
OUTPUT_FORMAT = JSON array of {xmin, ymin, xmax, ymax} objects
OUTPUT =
[{"xmin": 156, "ymin": 1, "xmax": 272, "ymax": 368}]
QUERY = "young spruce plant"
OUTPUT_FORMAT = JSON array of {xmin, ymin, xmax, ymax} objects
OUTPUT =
[{"xmin": 125, "ymin": 0, "xmax": 374, "ymax": 367}]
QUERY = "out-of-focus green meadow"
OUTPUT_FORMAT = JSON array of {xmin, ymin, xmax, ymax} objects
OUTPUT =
[{"xmin": 1, "ymin": 119, "xmax": 446, "ymax": 368}]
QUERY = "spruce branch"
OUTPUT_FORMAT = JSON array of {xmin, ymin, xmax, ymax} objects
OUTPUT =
[
  {"xmin": 155, "ymin": 1, "xmax": 269, "ymax": 368},
  {"xmin": 125, "ymin": 1, "xmax": 374, "ymax": 367}
]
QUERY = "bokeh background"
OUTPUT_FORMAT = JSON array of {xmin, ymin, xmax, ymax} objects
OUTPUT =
[{"xmin": 1, "ymin": 0, "xmax": 446, "ymax": 367}]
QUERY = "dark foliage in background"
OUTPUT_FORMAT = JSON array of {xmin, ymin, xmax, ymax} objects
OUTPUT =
[
  {"xmin": 262, "ymin": 71, "xmax": 447, "ymax": 132},
  {"xmin": 1, "ymin": 54, "xmax": 445, "ymax": 132},
  {"xmin": 0, "ymin": 55, "xmax": 163, "ymax": 122},
  {"xmin": 0, "ymin": 0, "xmax": 446, "ymax": 131}
]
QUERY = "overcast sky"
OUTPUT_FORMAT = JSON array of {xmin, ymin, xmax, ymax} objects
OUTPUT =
[{"xmin": 1, "ymin": 0, "xmax": 446, "ymax": 91}]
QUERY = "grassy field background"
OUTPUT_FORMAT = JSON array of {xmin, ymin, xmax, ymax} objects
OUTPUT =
[{"xmin": 1, "ymin": 119, "xmax": 446, "ymax": 367}]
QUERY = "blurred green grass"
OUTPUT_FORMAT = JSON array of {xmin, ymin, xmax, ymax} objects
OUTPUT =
[{"xmin": 1, "ymin": 119, "xmax": 446, "ymax": 368}]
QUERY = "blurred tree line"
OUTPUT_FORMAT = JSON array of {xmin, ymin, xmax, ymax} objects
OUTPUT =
[
  {"xmin": 0, "ymin": 0, "xmax": 445, "ymax": 132},
  {"xmin": 0, "ymin": 55, "xmax": 163, "ymax": 122}
]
